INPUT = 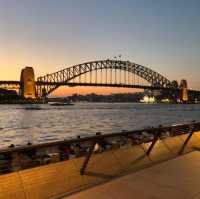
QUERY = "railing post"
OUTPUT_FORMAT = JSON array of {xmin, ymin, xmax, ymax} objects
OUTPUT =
[
  {"xmin": 80, "ymin": 141, "xmax": 97, "ymax": 175},
  {"xmin": 179, "ymin": 124, "xmax": 194, "ymax": 155},
  {"xmin": 146, "ymin": 131, "xmax": 161, "ymax": 156}
]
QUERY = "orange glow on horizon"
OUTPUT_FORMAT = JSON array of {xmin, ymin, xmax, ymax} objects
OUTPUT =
[{"xmin": 51, "ymin": 86, "xmax": 142, "ymax": 97}]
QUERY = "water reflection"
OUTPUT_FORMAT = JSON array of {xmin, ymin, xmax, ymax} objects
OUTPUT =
[{"xmin": 0, "ymin": 103, "xmax": 200, "ymax": 148}]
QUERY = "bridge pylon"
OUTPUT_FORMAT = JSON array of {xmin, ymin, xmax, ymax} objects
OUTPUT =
[
  {"xmin": 179, "ymin": 79, "xmax": 188, "ymax": 103},
  {"xmin": 20, "ymin": 67, "xmax": 36, "ymax": 99}
]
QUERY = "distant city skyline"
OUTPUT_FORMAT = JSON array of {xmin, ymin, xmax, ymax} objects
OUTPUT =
[{"xmin": 1, "ymin": 0, "xmax": 200, "ymax": 95}]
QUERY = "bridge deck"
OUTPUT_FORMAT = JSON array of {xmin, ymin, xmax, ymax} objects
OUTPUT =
[
  {"xmin": 1, "ymin": 80, "xmax": 200, "ymax": 94},
  {"xmin": 65, "ymin": 151, "xmax": 200, "ymax": 199}
]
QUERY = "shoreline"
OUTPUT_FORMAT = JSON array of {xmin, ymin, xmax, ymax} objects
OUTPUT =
[{"xmin": 0, "ymin": 122, "xmax": 198, "ymax": 175}]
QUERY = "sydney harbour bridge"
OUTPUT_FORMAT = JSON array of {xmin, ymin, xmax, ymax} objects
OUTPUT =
[{"xmin": 0, "ymin": 59, "xmax": 199, "ymax": 102}]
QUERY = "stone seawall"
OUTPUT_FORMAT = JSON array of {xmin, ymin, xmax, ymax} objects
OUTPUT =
[{"xmin": 0, "ymin": 132, "xmax": 200, "ymax": 199}]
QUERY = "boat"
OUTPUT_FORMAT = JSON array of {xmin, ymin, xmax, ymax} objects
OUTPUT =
[
  {"xmin": 24, "ymin": 105, "xmax": 42, "ymax": 110},
  {"xmin": 49, "ymin": 102, "xmax": 74, "ymax": 106}
]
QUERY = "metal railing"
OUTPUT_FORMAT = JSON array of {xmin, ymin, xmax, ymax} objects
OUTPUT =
[{"xmin": 0, "ymin": 121, "xmax": 199, "ymax": 175}]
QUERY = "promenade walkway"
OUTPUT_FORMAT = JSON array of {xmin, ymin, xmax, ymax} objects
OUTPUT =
[{"xmin": 65, "ymin": 151, "xmax": 200, "ymax": 199}]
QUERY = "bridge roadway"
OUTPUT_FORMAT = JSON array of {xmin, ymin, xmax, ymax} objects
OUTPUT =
[
  {"xmin": 37, "ymin": 81, "xmax": 173, "ymax": 91},
  {"xmin": 1, "ymin": 80, "xmax": 200, "ymax": 95},
  {"xmin": 0, "ymin": 80, "xmax": 167, "ymax": 90}
]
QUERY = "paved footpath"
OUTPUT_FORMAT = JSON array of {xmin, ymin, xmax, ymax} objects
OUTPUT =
[{"xmin": 65, "ymin": 151, "xmax": 200, "ymax": 199}]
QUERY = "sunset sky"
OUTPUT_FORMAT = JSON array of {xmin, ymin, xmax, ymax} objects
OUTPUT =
[{"xmin": 0, "ymin": 0, "xmax": 200, "ymax": 96}]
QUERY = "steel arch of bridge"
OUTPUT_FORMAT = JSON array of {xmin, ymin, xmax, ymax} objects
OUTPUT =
[{"xmin": 37, "ymin": 60, "xmax": 171, "ymax": 96}]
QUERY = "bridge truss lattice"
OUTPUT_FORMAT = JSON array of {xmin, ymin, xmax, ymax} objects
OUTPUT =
[{"xmin": 37, "ymin": 60, "xmax": 171, "ymax": 96}]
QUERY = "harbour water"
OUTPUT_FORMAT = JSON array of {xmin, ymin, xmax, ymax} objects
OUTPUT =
[{"xmin": 0, "ymin": 103, "xmax": 200, "ymax": 149}]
